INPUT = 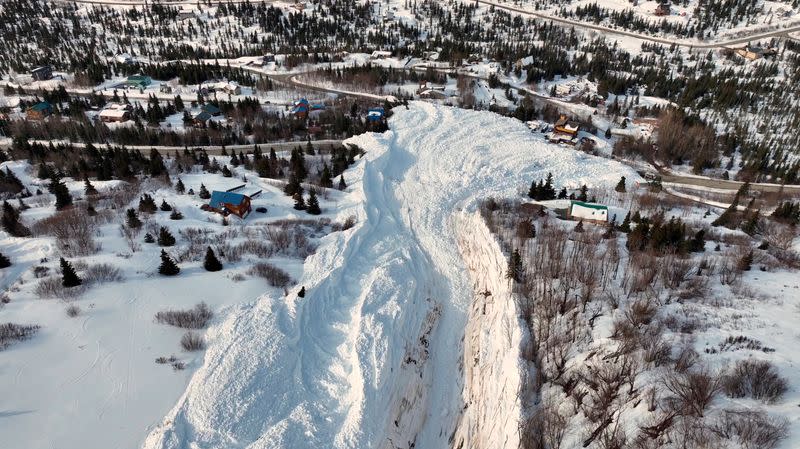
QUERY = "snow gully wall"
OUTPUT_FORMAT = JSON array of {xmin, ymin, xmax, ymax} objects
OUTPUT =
[{"xmin": 452, "ymin": 211, "xmax": 531, "ymax": 449}]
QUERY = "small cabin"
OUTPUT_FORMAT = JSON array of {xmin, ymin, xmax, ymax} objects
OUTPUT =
[
  {"xmin": 206, "ymin": 191, "xmax": 252, "ymax": 218},
  {"xmin": 125, "ymin": 75, "xmax": 152, "ymax": 89},
  {"xmin": 192, "ymin": 111, "xmax": 212, "ymax": 127},
  {"xmin": 568, "ymin": 200, "xmax": 608, "ymax": 224},
  {"xmin": 367, "ymin": 107, "xmax": 385, "ymax": 122},
  {"xmin": 31, "ymin": 66, "xmax": 53, "ymax": 81},
  {"xmin": 370, "ymin": 50, "xmax": 392, "ymax": 59},
  {"xmin": 26, "ymin": 101, "xmax": 52, "ymax": 120},
  {"xmin": 554, "ymin": 115, "xmax": 579, "ymax": 137},
  {"xmin": 99, "ymin": 107, "xmax": 130, "ymax": 123},
  {"xmin": 201, "ymin": 104, "xmax": 222, "ymax": 116}
]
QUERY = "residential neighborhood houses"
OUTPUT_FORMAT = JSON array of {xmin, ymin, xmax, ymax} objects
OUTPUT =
[{"xmin": 98, "ymin": 103, "xmax": 132, "ymax": 123}]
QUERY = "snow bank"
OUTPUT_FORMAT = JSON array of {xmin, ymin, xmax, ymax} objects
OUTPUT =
[{"xmin": 142, "ymin": 102, "xmax": 639, "ymax": 449}]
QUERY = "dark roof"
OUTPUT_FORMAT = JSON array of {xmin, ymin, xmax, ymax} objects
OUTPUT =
[
  {"xmin": 202, "ymin": 104, "xmax": 221, "ymax": 115},
  {"xmin": 193, "ymin": 111, "xmax": 212, "ymax": 121},
  {"xmin": 30, "ymin": 102, "xmax": 51, "ymax": 112},
  {"xmin": 570, "ymin": 200, "xmax": 608, "ymax": 211},
  {"xmin": 31, "ymin": 66, "xmax": 51, "ymax": 73},
  {"xmin": 209, "ymin": 191, "xmax": 248, "ymax": 209}
]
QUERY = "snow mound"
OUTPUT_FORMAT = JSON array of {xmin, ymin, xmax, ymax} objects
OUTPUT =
[{"xmin": 143, "ymin": 102, "xmax": 639, "ymax": 449}]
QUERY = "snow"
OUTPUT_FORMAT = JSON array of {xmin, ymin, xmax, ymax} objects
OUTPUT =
[{"xmin": 142, "ymin": 102, "xmax": 639, "ymax": 449}]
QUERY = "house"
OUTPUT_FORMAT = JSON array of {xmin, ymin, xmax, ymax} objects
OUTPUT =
[
  {"xmin": 192, "ymin": 111, "xmax": 212, "ymax": 127},
  {"xmin": 419, "ymin": 89, "xmax": 447, "ymax": 100},
  {"xmin": 553, "ymin": 114, "xmax": 580, "ymax": 137},
  {"xmin": 26, "ymin": 101, "xmax": 52, "ymax": 120},
  {"xmin": 99, "ymin": 103, "xmax": 132, "ymax": 122},
  {"xmin": 177, "ymin": 10, "xmax": 194, "ymax": 20},
  {"xmin": 654, "ymin": 2, "xmax": 670, "ymax": 16},
  {"xmin": 206, "ymin": 191, "xmax": 252, "ymax": 218},
  {"xmin": 262, "ymin": 53, "xmax": 275, "ymax": 64},
  {"xmin": 370, "ymin": 50, "xmax": 392, "ymax": 59},
  {"xmin": 201, "ymin": 104, "xmax": 222, "ymax": 116},
  {"xmin": 125, "ymin": 75, "xmax": 152, "ymax": 89},
  {"xmin": 567, "ymin": 200, "xmax": 609, "ymax": 224},
  {"xmin": 735, "ymin": 46, "xmax": 776, "ymax": 61},
  {"xmin": 367, "ymin": 107, "xmax": 385, "ymax": 122},
  {"xmin": 160, "ymin": 84, "xmax": 173, "ymax": 94},
  {"xmin": 115, "ymin": 54, "xmax": 134, "ymax": 65},
  {"xmin": 293, "ymin": 98, "xmax": 310, "ymax": 118},
  {"xmin": 31, "ymin": 66, "xmax": 53, "ymax": 81}
]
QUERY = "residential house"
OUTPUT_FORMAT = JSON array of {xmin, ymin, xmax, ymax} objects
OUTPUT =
[
  {"xmin": 567, "ymin": 200, "xmax": 609, "ymax": 224},
  {"xmin": 201, "ymin": 103, "xmax": 223, "ymax": 116},
  {"xmin": 553, "ymin": 114, "xmax": 580, "ymax": 137},
  {"xmin": 31, "ymin": 66, "xmax": 53, "ymax": 81},
  {"xmin": 125, "ymin": 75, "xmax": 152, "ymax": 89},
  {"xmin": 99, "ymin": 103, "xmax": 132, "ymax": 123},
  {"xmin": 370, "ymin": 50, "xmax": 392, "ymax": 59},
  {"xmin": 192, "ymin": 111, "xmax": 212, "ymax": 127},
  {"xmin": 263, "ymin": 53, "xmax": 276, "ymax": 64},
  {"xmin": 206, "ymin": 191, "xmax": 252, "ymax": 218},
  {"xmin": 655, "ymin": 2, "xmax": 670, "ymax": 16},
  {"xmin": 115, "ymin": 54, "xmax": 134, "ymax": 65},
  {"xmin": 367, "ymin": 107, "xmax": 385, "ymax": 122},
  {"xmin": 26, "ymin": 101, "xmax": 52, "ymax": 120}
]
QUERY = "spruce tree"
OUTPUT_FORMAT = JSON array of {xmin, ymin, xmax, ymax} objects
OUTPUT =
[
  {"xmin": 170, "ymin": 209, "xmax": 184, "ymax": 220},
  {"xmin": 198, "ymin": 183, "xmax": 211, "ymax": 199},
  {"xmin": 615, "ymin": 176, "xmax": 626, "ymax": 193},
  {"xmin": 222, "ymin": 165, "xmax": 232, "ymax": 177},
  {"xmin": 320, "ymin": 164, "xmax": 333, "ymax": 188},
  {"xmin": 543, "ymin": 173, "xmax": 556, "ymax": 199},
  {"xmin": 577, "ymin": 185, "xmax": 589, "ymax": 202},
  {"xmin": 293, "ymin": 192, "xmax": 307, "ymax": 210},
  {"xmin": 60, "ymin": 257, "xmax": 82, "ymax": 288},
  {"xmin": 160, "ymin": 200, "xmax": 173, "ymax": 211},
  {"xmin": 138, "ymin": 194, "xmax": 157, "ymax": 213},
  {"xmin": 144, "ymin": 232, "xmax": 155, "ymax": 243},
  {"xmin": 158, "ymin": 226, "xmax": 176, "ymax": 246},
  {"xmin": 574, "ymin": 220, "xmax": 585, "ymax": 233},
  {"xmin": 338, "ymin": 175, "xmax": 347, "ymax": 191},
  {"xmin": 619, "ymin": 212, "xmax": 632, "ymax": 233},
  {"xmin": 84, "ymin": 178, "xmax": 98, "ymax": 195},
  {"xmin": 203, "ymin": 247, "xmax": 222, "ymax": 272},
  {"xmin": 298, "ymin": 286, "xmax": 306, "ymax": 298},
  {"xmin": 0, "ymin": 252, "xmax": 11, "ymax": 268},
  {"xmin": 175, "ymin": 178, "xmax": 186, "ymax": 194},
  {"xmin": 126, "ymin": 208, "xmax": 142, "ymax": 228},
  {"xmin": 306, "ymin": 189, "xmax": 321, "ymax": 215},
  {"xmin": 557, "ymin": 187, "xmax": 567, "ymax": 199},
  {"xmin": 51, "ymin": 177, "xmax": 73, "ymax": 210},
  {"xmin": 505, "ymin": 249, "xmax": 524, "ymax": 283},
  {"xmin": 2, "ymin": 201, "xmax": 30, "ymax": 237},
  {"xmin": 158, "ymin": 250, "xmax": 180, "ymax": 276}
]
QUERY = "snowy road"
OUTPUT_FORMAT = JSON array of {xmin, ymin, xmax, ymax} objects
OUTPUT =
[{"xmin": 143, "ymin": 102, "xmax": 637, "ymax": 449}]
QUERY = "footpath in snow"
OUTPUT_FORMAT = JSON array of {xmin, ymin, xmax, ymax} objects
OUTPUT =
[{"xmin": 143, "ymin": 102, "xmax": 637, "ymax": 449}]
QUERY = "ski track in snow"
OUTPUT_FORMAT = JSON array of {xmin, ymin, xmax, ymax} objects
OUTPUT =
[{"xmin": 143, "ymin": 102, "xmax": 638, "ymax": 449}]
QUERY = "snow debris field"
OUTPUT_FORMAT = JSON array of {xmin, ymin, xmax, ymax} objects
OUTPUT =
[{"xmin": 143, "ymin": 102, "xmax": 637, "ymax": 449}]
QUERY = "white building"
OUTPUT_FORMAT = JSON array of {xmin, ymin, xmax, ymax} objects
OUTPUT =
[{"xmin": 567, "ymin": 200, "xmax": 608, "ymax": 224}]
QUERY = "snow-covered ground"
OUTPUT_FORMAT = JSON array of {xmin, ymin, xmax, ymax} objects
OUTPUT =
[{"xmin": 142, "ymin": 102, "xmax": 638, "ymax": 449}]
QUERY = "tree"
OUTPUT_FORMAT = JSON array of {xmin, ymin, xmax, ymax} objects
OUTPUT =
[
  {"xmin": 320, "ymin": 164, "xmax": 333, "ymax": 188},
  {"xmin": 0, "ymin": 252, "xmax": 11, "ymax": 268},
  {"xmin": 605, "ymin": 127, "xmax": 612, "ymax": 139},
  {"xmin": 2, "ymin": 201, "xmax": 30, "ymax": 237},
  {"xmin": 557, "ymin": 187, "xmax": 567, "ymax": 199},
  {"xmin": 170, "ymin": 209, "xmax": 184, "ymax": 220},
  {"xmin": 203, "ymin": 247, "xmax": 222, "ymax": 272},
  {"xmin": 51, "ymin": 177, "xmax": 73, "ymax": 210},
  {"xmin": 221, "ymin": 165, "xmax": 232, "ymax": 177},
  {"xmin": 506, "ymin": 248, "xmax": 524, "ymax": 283},
  {"xmin": 338, "ymin": 175, "xmax": 347, "ymax": 190},
  {"xmin": 138, "ymin": 194, "xmax": 157, "ymax": 213},
  {"xmin": 160, "ymin": 200, "xmax": 173, "ymax": 212},
  {"xmin": 158, "ymin": 250, "xmax": 180, "ymax": 276},
  {"xmin": 306, "ymin": 189, "xmax": 321, "ymax": 215},
  {"xmin": 84, "ymin": 178, "xmax": 98, "ymax": 195},
  {"xmin": 615, "ymin": 176, "xmax": 627, "ymax": 193},
  {"xmin": 60, "ymin": 257, "xmax": 82, "ymax": 287},
  {"xmin": 198, "ymin": 183, "xmax": 211, "ymax": 199},
  {"xmin": 577, "ymin": 185, "xmax": 589, "ymax": 202},
  {"xmin": 126, "ymin": 208, "xmax": 142, "ymax": 228},
  {"xmin": 619, "ymin": 211, "xmax": 632, "ymax": 233},
  {"xmin": 298, "ymin": 286, "xmax": 306, "ymax": 298},
  {"xmin": 158, "ymin": 226, "xmax": 176, "ymax": 246},
  {"xmin": 175, "ymin": 178, "xmax": 186, "ymax": 194},
  {"xmin": 737, "ymin": 251, "xmax": 753, "ymax": 271},
  {"xmin": 689, "ymin": 229, "xmax": 706, "ymax": 252},
  {"xmin": 144, "ymin": 232, "xmax": 155, "ymax": 243},
  {"xmin": 293, "ymin": 192, "xmax": 307, "ymax": 210},
  {"xmin": 574, "ymin": 220, "xmax": 585, "ymax": 233}
]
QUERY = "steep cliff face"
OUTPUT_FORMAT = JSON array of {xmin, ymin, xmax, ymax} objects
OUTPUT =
[{"xmin": 452, "ymin": 211, "xmax": 532, "ymax": 449}]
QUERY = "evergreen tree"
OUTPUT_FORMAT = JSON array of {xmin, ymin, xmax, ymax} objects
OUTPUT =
[
  {"xmin": 293, "ymin": 192, "xmax": 307, "ymax": 210},
  {"xmin": 138, "ymin": 194, "xmax": 157, "ymax": 213},
  {"xmin": 574, "ymin": 220, "xmax": 585, "ymax": 233},
  {"xmin": 306, "ymin": 189, "xmax": 321, "ymax": 215},
  {"xmin": 542, "ymin": 173, "xmax": 556, "ymax": 199},
  {"xmin": 557, "ymin": 187, "xmax": 567, "ymax": 199},
  {"xmin": 170, "ymin": 209, "xmax": 184, "ymax": 220},
  {"xmin": 505, "ymin": 248, "xmax": 524, "ymax": 283},
  {"xmin": 689, "ymin": 229, "xmax": 706, "ymax": 252},
  {"xmin": 298, "ymin": 286, "xmax": 306, "ymax": 298},
  {"xmin": 320, "ymin": 164, "xmax": 333, "ymax": 188},
  {"xmin": 0, "ymin": 252, "xmax": 11, "ymax": 268},
  {"xmin": 203, "ymin": 247, "xmax": 223, "ymax": 272},
  {"xmin": 160, "ymin": 200, "xmax": 173, "ymax": 212},
  {"xmin": 198, "ymin": 184, "xmax": 211, "ymax": 199},
  {"xmin": 84, "ymin": 178, "xmax": 98, "ymax": 195},
  {"xmin": 126, "ymin": 208, "xmax": 142, "ymax": 228},
  {"xmin": 144, "ymin": 232, "xmax": 155, "ymax": 243},
  {"xmin": 221, "ymin": 165, "xmax": 232, "ymax": 177},
  {"xmin": 2, "ymin": 201, "xmax": 30, "ymax": 237},
  {"xmin": 60, "ymin": 257, "xmax": 82, "ymax": 288},
  {"xmin": 577, "ymin": 185, "xmax": 589, "ymax": 202},
  {"xmin": 157, "ymin": 226, "xmax": 176, "ymax": 246},
  {"xmin": 158, "ymin": 250, "xmax": 180, "ymax": 276},
  {"xmin": 51, "ymin": 177, "xmax": 73, "ymax": 210},
  {"xmin": 619, "ymin": 211, "xmax": 632, "ymax": 233},
  {"xmin": 175, "ymin": 177, "xmax": 186, "ymax": 194},
  {"xmin": 338, "ymin": 175, "xmax": 347, "ymax": 191},
  {"xmin": 615, "ymin": 176, "xmax": 626, "ymax": 193}
]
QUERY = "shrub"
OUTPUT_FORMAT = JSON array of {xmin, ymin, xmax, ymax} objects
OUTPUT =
[
  {"xmin": 180, "ymin": 331, "xmax": 205, "ymax": 351},
  {"xmin": 342, "ymin": 215, "xmax": 356, "ymax": 230},
  {"xmin": 247, "ymin": 262, "xmax": 293, "ymax": 288},
  {"xmin": 169, "ymin": 209, "xmax": 183, "ymax": 220},
  {"xmin": 34, "ymin": 276, "xmax": 85, "ymax": 299},
  {"xmin": 711, "ymin": 409, "xmax": 789, "ymax": 449},
  {"xmin": 66, "ymin": 304, "xmax": 80, "ymax": 317},
  {"xmin": 83, "ymin": 263, "xmax": 123, "ymax": 284},
  {"xmin": 722, "ymin": 360, "xmax": 787, "ymax": 403},
  {"xmin": 155, "ymin": 303, "xmax": 213, "ymax": 329},
  {"xmin": 0, "ymin": 322, "xmax": 40, "ymax": 350}
]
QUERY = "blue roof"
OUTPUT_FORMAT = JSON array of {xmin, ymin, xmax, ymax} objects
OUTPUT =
[
  {"xmin": 202, "ymin": 104, "xmax": 221, "ymax": 115},
  {"xmin": 209, "ymin": 191, "xmax": 247, "ymax": 208},
  {"xmin": 30, "ymin": 102, "xmax": 51, "ymax": 111}
]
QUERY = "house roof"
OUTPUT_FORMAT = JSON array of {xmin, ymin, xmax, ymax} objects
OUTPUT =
[
  {"xmin": 31, "ymin": 66, "xmax": 51, "ymax": 73},
  {"xmin": 99, "ymin": 108, "xmax": 129, "ymax": 118},
  {"xmin": 209, "ymin": 191, "xmax": 248, "ymax": 209},
  {"xmin": 570, "ymin": 200, "xmax": 608, "ymax": 211},
  {"xmin": 201, "ymin": 104, "xmax": 221, "ymax": 115},
  {"xmin": 193, "ymin": 111, "xmax": 212, "ymax": 121},
  {"xmin": 29, "ymin": 102, "xmax": 51, "ymax": 111}
]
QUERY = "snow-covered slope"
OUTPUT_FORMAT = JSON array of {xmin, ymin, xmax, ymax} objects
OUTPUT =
[{"xmin": 143, "ymin": 102, "xmax": 638, "ymax": 449}]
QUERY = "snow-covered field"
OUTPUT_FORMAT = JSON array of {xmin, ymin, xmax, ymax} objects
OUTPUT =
[{"xmin": 141, "ymin": 102, "xmax": 638, "ymax": 449}]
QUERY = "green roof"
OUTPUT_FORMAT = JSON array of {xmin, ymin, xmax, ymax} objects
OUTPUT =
[
  {"xmin": 30, "ymin": 102, "xmax": 51, "ymax": 111},
  {"xmin": 570, "ymin": 200, "xmax": 608, "ymax": 210}
]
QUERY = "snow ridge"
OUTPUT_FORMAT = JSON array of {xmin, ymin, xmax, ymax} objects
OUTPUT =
[{"xmin": 143, "ymin": 102, "xmax": 638, "ymax": 449}]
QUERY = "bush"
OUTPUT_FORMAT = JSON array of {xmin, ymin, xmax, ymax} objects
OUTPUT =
[
  {"xmin": 0, "ymin": 322, "xmax": 40, "ymax": 350},
  {"xmin": 83, "ymin": 263, "xmax": 123, "ymax": 284},
  {"xmin": 66, "ymin": 304, "xmax": 80, "ymax": 317},
  {"xmin": 247, "ymin": 262, "xmax": 293, "ymax": 288},
  {"xmin": 155, "ymin": 303, "xmax": 213, "ymax": 329},
  {"xmin": 711, "ymin": 409, "xmax": 789, "ymax": 449},
  {"xmin": 722, "ymin": 360, "xmax": 787, "ymax": 403},
  {"xmin": 35, "ymin": 276, "xmax": 85, "ymax": 299},
  {"xmin": 180, "ymin": 331, "xmax": 205, "ymax": 351}
]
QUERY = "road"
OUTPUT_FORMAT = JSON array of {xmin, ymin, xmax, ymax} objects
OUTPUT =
[{"xmin": 0, "ymin": 139, "xmax": 344, "ymax": 155}]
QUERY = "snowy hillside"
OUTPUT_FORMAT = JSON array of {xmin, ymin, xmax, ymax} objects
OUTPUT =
[{"xmin": 142, "ymin": 102, "xmax": 638, "ymax": 449}]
